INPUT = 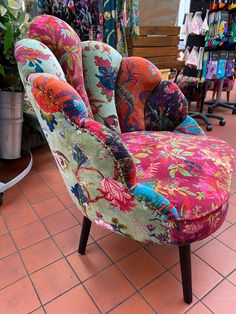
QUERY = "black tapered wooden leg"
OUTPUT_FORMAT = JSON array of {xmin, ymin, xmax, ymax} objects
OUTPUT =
[
  {"xmin": 179, "ymin": 244, "xmax": 192, "ymax": 304},
  {"xmin": 78, "ymin": 216, "xmax": 92, "ymax": 255}
]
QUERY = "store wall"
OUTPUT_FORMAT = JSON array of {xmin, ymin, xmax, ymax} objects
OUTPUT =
[{"xmin": 140, "ymin": 0, "xmax": 180, "ymax": 26}]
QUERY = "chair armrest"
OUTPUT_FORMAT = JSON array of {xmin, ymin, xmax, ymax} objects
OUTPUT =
[{"xmin": 26, "ymin": 73, "xmax": 137, "ymax": 188}]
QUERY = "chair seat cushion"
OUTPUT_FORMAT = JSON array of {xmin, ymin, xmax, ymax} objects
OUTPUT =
[{"xmin": 120, "ymin": 131, "xmax": 235, "ymax": 222}]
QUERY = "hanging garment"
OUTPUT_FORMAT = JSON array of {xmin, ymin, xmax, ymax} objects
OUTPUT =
[
  {"xmin": 186, "ymin": 46, "xmax": 199, "ymax": 68},
  {"xmin": 197, "ymin": 47, "xmax": 205, "ymax": 70},
  {"xmin": 191, "ymin": 11, "xmax": 203, "ymax": 35},
  {"xmin": 37, "ymin": 0, "xmax": 139, "ymax": 56},
  {"xmin": 182, "ymin": 12, "xmax": 193, "ymax": 35},
  {"xmin": 38, "ymin": 0, "xmax": 103, "ymax": 41},
  {"xmin": 200, "ymin": 10, "xmax": 209, "ymax": 36}
]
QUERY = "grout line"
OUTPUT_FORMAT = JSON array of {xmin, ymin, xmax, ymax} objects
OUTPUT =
[
  {"xmin": 21, "ymin": 187, "xmax": 102, "ymax": 313},
  {"xmin": 214, "ymin": 235, "xmax": 236, "ymax": 253},
  {"xmin": 0, "ymin": 214, "xmax": 44, "ymax": 311}
]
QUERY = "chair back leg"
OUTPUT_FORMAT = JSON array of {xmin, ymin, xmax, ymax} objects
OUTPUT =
[
  {"xmin": 179, "ymin": 244, "xmax": 193, "ymax": 304},
  {"xmin": 78, "ymin": 216, "xmax": 92, "ymax": 255}
]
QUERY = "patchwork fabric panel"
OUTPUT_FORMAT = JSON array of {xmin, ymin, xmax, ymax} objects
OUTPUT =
[
  {"xmin": 145, "ymin": 81, "xmax": 188, "ymax": 131},
  {"xmin": 82, "ymin": 41, "xmax": 122, "ymax": 133},
  {"xmin": 115, "ymin": 57, "xmax": 161, "ymax": 132},
  {"xmin": 28, "ymin": 14, "xmax": 92, "ymax": 118}
]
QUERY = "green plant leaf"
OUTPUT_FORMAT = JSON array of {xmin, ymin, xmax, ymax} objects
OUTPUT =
[
  {"xmin": 17, "ymin": 9, "xmax": 25, "ymax": 24},
  {"xmin": 0, "ymin": 21, "xmax": 6, "ymax": 30},
  {"xmin": 0, "ymin": 64, "xmax": 5, "ymax": 76},
  {"xmin": 0, "ymin": 0, "xmax": 17, "ymax": 20},
  {"xmin": 3, "ymin": 22, "xmax": 14, "ymax": 54}
]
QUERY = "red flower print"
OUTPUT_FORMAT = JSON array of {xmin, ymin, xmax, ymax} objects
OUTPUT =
[
  {"xmin": 94, "ymin": 56, "xmax": 111, "ymax": 71},
  {"xmin": 98, "ymin": 178, "xmax": 135, "ymax": 212}
]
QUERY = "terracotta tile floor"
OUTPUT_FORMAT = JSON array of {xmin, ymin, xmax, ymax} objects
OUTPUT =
[{"xmin": 0, "ymin": 94, "xmax": 236, "ymax": 313}]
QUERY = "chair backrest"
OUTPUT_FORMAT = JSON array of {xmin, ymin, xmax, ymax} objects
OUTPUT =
[
  {"xmin": 29, "ymin": 14, "xmax": 93, "ymax": 118},
  {"xmin": 115, "ymin": 56, "xmax": 162, "ymax": 132},
  {"xmin": 81, "ymin": 40, "xmax": 122, "ymax": 133},
  {"xmin": 28, "ymin": 15, "xmax": 164, "ymax": 134}
]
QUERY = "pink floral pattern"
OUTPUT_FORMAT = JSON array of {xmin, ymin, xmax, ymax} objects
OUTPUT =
[
  {"xmin": 121, "ymin": 131, "xmax": 235, "ymax": 243},
  {"xmin": 29, "ymin": 15, "xmax": 92, "ymax": 118},
  {"xmin": 98, "ymin": 178, "xmax": 135, "ymax": 212}
]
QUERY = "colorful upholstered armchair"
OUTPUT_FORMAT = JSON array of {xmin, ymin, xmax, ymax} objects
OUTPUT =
[{"xmin": 15, "ymin": 15, "xmax": 235, "ymax": 304}]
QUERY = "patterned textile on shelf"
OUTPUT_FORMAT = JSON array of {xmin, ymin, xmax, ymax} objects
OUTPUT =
[
  {"xmin": 15, "ymin": 15, "xmax": 236, "ymax": 246},
  {"xmin": 37, "ymin": 0, "xmax": 139, "ymax": 56}
]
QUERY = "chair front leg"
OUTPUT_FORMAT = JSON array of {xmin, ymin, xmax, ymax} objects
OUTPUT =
[
  {"xmin": 78, "ymin": 216, "xmax": 92, "ymax": 255},
  {"xmin": 179, "ymin": 244, "xmax": 192, "ymax": 304}
]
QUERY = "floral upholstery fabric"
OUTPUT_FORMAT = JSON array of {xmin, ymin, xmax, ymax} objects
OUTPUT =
[
  {"xmin": 82, "ymin": 41, "xmax": 122, "ymax": 133},
  {"xmin": 145, "ymin": 81, "xmax": 188, "ymax": 131},
  {"xmin": 115, "ymin": 57, "xmax": 161, "ymax": 132},
  {"xmin": 29, "ymin": 15, "xmax": 92, "ymax": 118},
  {"xmin": 174, "ymin": 116, "xmax": 205, "ymax": 136},
  {"xmin": 120, "ymin": 131, "xmax": 235, "ymax": 244},
  {"xmin": 15, "ymin": 15, "xmax": 236, "ymax": 247},
  {"xmin": 15, "ymin": 39, "xmax": 66, "ymax": 85}
]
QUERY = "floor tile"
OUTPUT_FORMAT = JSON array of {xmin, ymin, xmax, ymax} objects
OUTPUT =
[
  {"xmin": 4, "ymin": 184, "xmax": 21, "ymax": 198},
  {"xmin": 38, "ymin": 168, "xmax": 62, "ymax": 185},
  {"xmin": 0, "ymin": 233, "xmax": 16, "ymax": 259},
  {"xmin": 44, "ymin": 285, "xmax": 99, "ymax": 314},
  {"xmin": 227, "ymin": 270, "xmax": 236, "ymax": 286},
  {"xmin": 84, "ymin": 265, "xmax": 135, "ymax": 313},
  {"xmin": 117, "ymin": 249, "xmax": 165, "ymax": 289},
  {"xmin": 229, "ymin": 193, "xmax": 236, "ymax": 205},
  {"xmin": 68, "ymin": 206, "xmax": 83, "ymax": 223},
  {"xmin": 217, "ymin": 225, "xmax": 236, "ymax": 251},
  {"xmin": 141, "ymin": 272, "xmax": 197, "ymax": 313},
  {"xmin": 90, "ymin": 223, "xmax": 112, "ymax": 240},
  {"xmin": 0, "ymin": 277, "xmax": 40, "ymax": 314},
  {"xmin": 11, "ymin": 220, "xmax": 49, "ymax": 250},
  {"xmin": 25, "ymin": 185, "xmax": 55, "ymax": 204},
  {"xmin": 67, "ymin": 243, "xmax": 112, "ymax": 281},
  {"xmin": 227, "ymin": 203, "xmax": 236, "ymax": 223},
  {"xmin": 202, "ymin": 280, "xmax": 236, "ymax": 313},
  {"xmin": 195, "ymin": 239, "xmax": 236, "ymax": 276},
  {"xmin": 0, "ymin": 216, "xmax": 7, "ymax": 235},
  {"xmin": 187, "ymin": 302, "xmax": 212, "ymax": 314},
  {"xmin": 31, "ymin": 258, "xmax": 79, "ymax": 304},
  {"xmin": 191, "ymin": 237, "xmax": 213, "ymax": 251},
  {"xmin": 43, "ymin": 210, "xmax": 78, "ymax": 235},
  {"xmin": 98, "ymin": 233, "xmax": 140, "ymax": 262},
  {"xmin": 33, "ymin": 197, "xmax": 65, "ymax": 219},
  {"xmin": 0, "ymin": 253, "xmax": 26, "ymax": 289},
  {"xmin": 53, "ymin": 225, "xmax": 87, "ymax": 256},
  {"xmin": 30, "ymin": 307, "xmax": 45, "ymax": 314},
  {"xmin": 20, "ymin": 238, "xmax": 62, "ymax": 273},
  {"xmin": 58, "ymin": 193, "xmax": 74, "ymax": 208},
  {"xmin": 145, "ymin": 243, "xmax": 179, "ymax": 269},
  {"xmin": 110, "ymin": 293, "xmax": 155, "ymax": 314},
  {"xmin": 18, "ymin": 173, "xmax": 44, "ymax": 192},
  {"xmin": 4, "ymin": 206, "xmax": 38, "ymax": 231},
  {"xmin": 212, "ymin": 220, "xmax": 232, "ymax": 237},
  {"xmin": 170, "ymin": 254, "xmax": 222, "ymax": 298},
  {"xmin": 50, "ymin": 180, "xmax": 67, "ymax": 196},
  {"xmin": 1, "ymin": 193, "xmax": 30, "ymax": 214}
]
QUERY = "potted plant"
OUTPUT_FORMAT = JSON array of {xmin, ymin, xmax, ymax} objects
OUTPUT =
[{"xmin": 0, "ymin": 0, "xmax": 28, "ymax": 159}]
